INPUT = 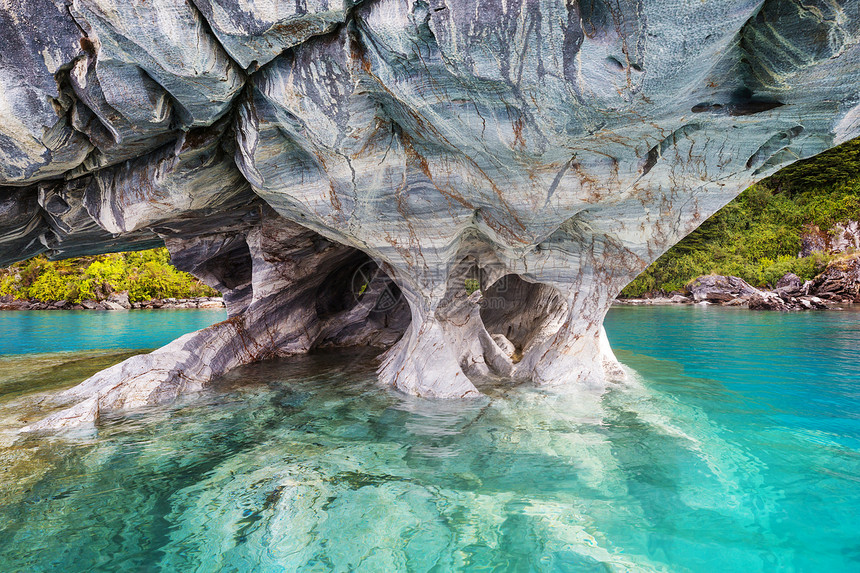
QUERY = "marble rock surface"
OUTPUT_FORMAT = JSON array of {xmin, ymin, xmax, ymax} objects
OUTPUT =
[{"xmin": 2, "ymin": 0, "xmax": 860, "ymax": 428}]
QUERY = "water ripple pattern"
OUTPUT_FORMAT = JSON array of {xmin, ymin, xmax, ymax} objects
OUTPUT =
[{"xmin": 0, "ymin": 306, "xmax": 857, "ymax": 572}]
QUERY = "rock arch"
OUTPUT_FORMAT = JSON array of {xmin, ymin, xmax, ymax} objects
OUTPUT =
[{"xmin": 0, "ymin": 0, "xmax": 857, "ymax": 428}]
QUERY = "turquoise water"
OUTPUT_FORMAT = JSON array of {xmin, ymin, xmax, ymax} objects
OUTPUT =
[
  {"xmin": 0, "ymin": 309, "xmax": 227, "ymax": 355},
  {"xmin": 0, "ymin": 306, "xmax": 858, "ymax": 571}
]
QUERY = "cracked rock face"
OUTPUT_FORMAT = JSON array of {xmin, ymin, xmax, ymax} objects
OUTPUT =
[{"xmin": 3, "ymin": 0, "xmax": 860, "ymax": 428}]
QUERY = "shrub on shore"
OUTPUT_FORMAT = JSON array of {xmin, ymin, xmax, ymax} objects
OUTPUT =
[{"xmin": 0, "ymin": 248, "xmax": 219, "ymax": 303}]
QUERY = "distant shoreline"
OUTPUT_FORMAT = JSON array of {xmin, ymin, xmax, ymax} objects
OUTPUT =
[
  {"xmin": 0, "ymin": 295, "xmax": 225, "ymax": 311},
  {"xmin": 614, "ymin": 270, "xmax": 858, "ymax": 312},
  {"xmin": 613, "ymin": 297, "xmax": 856, "ymax": 310}
]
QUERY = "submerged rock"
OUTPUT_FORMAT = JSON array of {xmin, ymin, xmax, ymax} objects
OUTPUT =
[{"xmin": 1, "ymin": 1, "xmax": 860, "ymax": 427}]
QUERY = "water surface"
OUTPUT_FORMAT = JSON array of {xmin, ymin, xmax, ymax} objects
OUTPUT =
[
  {"xmin": 0, "ymin": 309, "xmax": 227, "ymax": 355},
  {"xmin": 0, "ymin": 306, "xmax": 857, "ymax": 572}
]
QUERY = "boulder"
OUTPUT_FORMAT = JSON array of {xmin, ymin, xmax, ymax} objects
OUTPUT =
[
  {"xmin": 808, "ymin": 296, "xmax": 827, "ymax": 308},
  {"xmin": 491, "ymin": 334, "xmax": 517, "ymax": 359},
  {"xmin": 0, "ymin": 298, "xmax": 30, "ymax": 310},
  {"xmin": 797, "ymin": 296, "xmax": 827, "ymax": 310},
  {"xmin": 809, "ymin": 254, "xmax": 860, "ymax": 302},
  {"xmin": 688, "ymin": 275, "xmax": 762, "ymax": 303},
  {"xmin": 106, "ymin": 291, "xmax": 131, "ymax": 309},
  {"xmin": 748, "ymin": 291, "xmax": 827, "ymax": 311},
  {"xmin": 776, "ymin": 273, "xmax": 802, "ymax": 294},
  {"xmin": 748, "ymin": 293, "xmax": 787, "ymax": 311}
]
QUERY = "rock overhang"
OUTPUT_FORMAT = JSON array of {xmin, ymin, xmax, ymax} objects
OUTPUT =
[{"xmin": 1, "ymin": 0, "xmax": 860, "ymax": 426}]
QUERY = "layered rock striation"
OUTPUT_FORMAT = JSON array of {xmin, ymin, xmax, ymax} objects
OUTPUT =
[{"xmin": 3, "ymin": 0, "xmax": 860, "ymax": 427}]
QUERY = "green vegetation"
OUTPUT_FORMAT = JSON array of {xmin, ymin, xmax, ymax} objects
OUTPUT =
[
  {"xmin": 465, "ymin": 278, "xmax": 481, "ymax": 295},
  {"xmin": 621, "ymin": 139, "xmax": 860, "ymax": 297},
  {"xmin": 0, "ymin": 248, "xmax": 219, "ymax": 303}
]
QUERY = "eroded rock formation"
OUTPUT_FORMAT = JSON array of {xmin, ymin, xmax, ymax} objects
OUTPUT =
[{"xmin": 3, "ymin": 0, "xmax": 860, "ymax": 428}]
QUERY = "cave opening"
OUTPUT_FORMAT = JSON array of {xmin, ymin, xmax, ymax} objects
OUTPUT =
[
  {"xmin": 201, "ymin": 242, "xmax": 252, "ymax": 291},
  {"xmin": 314, "ymin": 250, "xmax": 375, "ymax": 320},
  {"xmin": 313, "ymin": 250, "xmax": 411, "ymax": 349},
  {"xmin": 479, "ymin": 273, "xmax": 568, "ymax": 367}
]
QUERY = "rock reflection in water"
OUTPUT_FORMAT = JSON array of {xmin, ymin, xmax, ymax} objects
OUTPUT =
[{"xmin": 0, "ymin": 345, "xmax": 820, "ymax": 572}]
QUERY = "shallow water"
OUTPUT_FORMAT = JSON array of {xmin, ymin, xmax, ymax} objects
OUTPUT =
[{"xmin": 0, "ymin": 306, "xmax": 858, "ymax": 572}]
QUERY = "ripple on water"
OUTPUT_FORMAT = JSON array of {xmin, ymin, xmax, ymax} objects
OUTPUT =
[{"xmin": 0, "ymin": 307, "xmax": 857, "ymax": 572}]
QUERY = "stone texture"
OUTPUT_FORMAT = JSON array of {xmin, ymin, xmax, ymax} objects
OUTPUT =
[
  {"xmin": 0, "ymin": 0, "xmax": 92, "ymax": 184},
  {"xmin": 70, "ymin": 0, "xmax": 245, "ymax": 127},
  {"xmin": 0, "ymin": 0, "xmax": 859, "ymax": 427},
  {"xmin": 810, "ymin": 253, "xmax": 860, "ymax": 302},
  {"xmin": 38, "ymin": 177, "xmax": 163, "ymax": 258},
  {"xmin": 0, "ymin": 186, "xmax": 47, "ymax": 265},
  {"xmin": 832, "ymin": 221, "xmax": 860, "ymax": 254},
  {"xmin": 192, "ymin": 0, "xmax": 359, "ymax": 69},
  {"xmin": 106, "ymin": 290, "xmax": 131, "ymax": 309},
  {"xmin": 800, "ymin": 220, "xmax": 860, "ymax": 256},
  {"xmin": 776, "ymin": 272, "xmax": 802, "ymax": 293},
  {"xmin": 23, "ymin": 208, "xmax": 409, "ymax": 431},
  {"xmin": 688, "ymin": 275, "xmax": 762, "ymax": 303}
]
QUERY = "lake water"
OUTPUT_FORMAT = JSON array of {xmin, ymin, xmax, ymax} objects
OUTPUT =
[
  {"xmin": 0, "ymin": 309, "xmax": 228, "ymax": 355},
  {"xmin": 0, "ymin": 306, "xmax": 858, "ymax": 572}
]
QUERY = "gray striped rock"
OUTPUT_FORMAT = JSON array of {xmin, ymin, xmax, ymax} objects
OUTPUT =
[{"xmin": 2, "ymin": 0, "xmax": 860, "ymax": 427}]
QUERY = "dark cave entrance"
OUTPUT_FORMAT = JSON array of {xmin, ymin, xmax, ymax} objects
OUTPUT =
[
  {"xmin": 477, "ymin": 273, "xmax": 568, "ymax": 368},
  {"xmin": 313, "ymin": 249, "xmax": 410, "ymax": 349}
]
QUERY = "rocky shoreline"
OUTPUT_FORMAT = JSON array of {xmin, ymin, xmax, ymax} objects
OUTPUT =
[
  {"xmin": 6, "ymin": 254, "xmax": 858, "ymax": 314},
  {"xmin": 617, "ymin": 254, "xmax": 860, "ymax": 311},
  {"xmin": 0, "ymin": 292, "xmax": 225, "ymax": 311}
]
